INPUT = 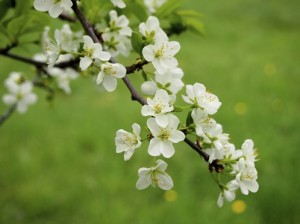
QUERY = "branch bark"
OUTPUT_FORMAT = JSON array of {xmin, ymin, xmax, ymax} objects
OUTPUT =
[{"xmin": 0, "ymin": 104, "xmax": 16, "ymax": 127}]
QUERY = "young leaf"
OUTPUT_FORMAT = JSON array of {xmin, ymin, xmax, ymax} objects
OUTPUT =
[
  {"xmin": 156, "ymin": 0, "xmax": 183, "ymax": 18},
  {"xmin": 186, "ymin": 111, "xmax": 193, "ymax": 127},
  {"xmin": 131, "ymin": 31, "xmax": 144, "ymax": 55}
]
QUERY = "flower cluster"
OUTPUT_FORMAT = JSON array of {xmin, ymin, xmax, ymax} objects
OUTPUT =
[
  {"xmin": 2, "ymin": 73, "xmax": 37, "ymax": 113},
  {"xmin": 0, "ymin": 0, "xmax": 260, "ymax": 208}
]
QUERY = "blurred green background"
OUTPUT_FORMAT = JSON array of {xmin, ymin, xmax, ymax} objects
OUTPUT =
[{"xmin": 1, "ymin": 0, "xmax": 300, "ymax": 223}]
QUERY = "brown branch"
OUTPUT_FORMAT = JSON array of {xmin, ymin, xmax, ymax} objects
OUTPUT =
[
  {"xmin": 0, "ymin": 104, "xmax": 16, "ymax": 127},
  {"xmin": 126, "ymin": 59, "xmax": 149, "ymax": 75},
  {"xmin": 59, "ymin": 12, "xmax": 77, "ymax": 22}
]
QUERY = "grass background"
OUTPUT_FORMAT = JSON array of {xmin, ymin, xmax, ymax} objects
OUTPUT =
[{"xmin": 1, "ymin": 0, "xmax": 300, "ymax": 223}]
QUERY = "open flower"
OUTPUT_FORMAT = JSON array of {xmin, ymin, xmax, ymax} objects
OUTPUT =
[
  {"xmin": 136, "ymin": 159, "xmax": 173, "ymax": 190},
  {"xmin": 48, "ymin": 67, "xmax": 78, "ymax": 94},
  {"xmin": 234, "ymin": 158, "xmax": 259, "ymax": 195},
  {"xmin": 191, "ymin": 108, "xmax": 217, "ymax": 136},
  {"xmin": 34, "ymin": 0, "xmax": 73, "ymax": 18},
  {"xmin": 79, "ymin": 35, "xmax": 111, "ymax": 71},
  {"xmin": 115, "ymin": 123, "xmax": 142, "ymax": 161},
  {"xmin": 182, "ymin": 83, "xmax": 221, "ymax": 115},
  {"xmin": 96, "ymin": 62, "xmax": 126, "ymax": 92},
  {"xmin": 217, "ymin": 180, "xmax": 239, "ymax": 207},
  {"xmin": 141, "ymin": 67, "xmax": 184, "ymax": 101},
  {"xmin": 3, "ymin": 79, "xmax": 37, "ymax": 114},
  {"xmin": 139, "ymin": 16, "xmax": 168, "ymax": 43},
  {"xmin": 147, "ymin": 114, "xmax": 185, "ymax": 158},
  {"xmin": 141, "ymin": 89, "xmax": 174, "ymax": 127},
  {"xmin": 142, "ymin": 36, "xmax": 180, "ymax": 74}
]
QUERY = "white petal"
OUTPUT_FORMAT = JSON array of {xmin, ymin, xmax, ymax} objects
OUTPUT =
[
  {"xmin": 33, "ymin": 0, "xmax": 52, "ymax": 11},
  {"xmin": 155, "ymin": 159, "xmax": 168, "ymax": 171},
  {"xmin": 169, "ymin": 130, "xmax": 185, "ymax": 143},
  {"xmin": 3, "ymin": 94, "xmax": 16, "ymax": 105},
  {"xmin": 49, "ymin": 4, "xmax": 63, "ymax": 18},
  {"xmin": 141, "ymin": 105, "xmax": 154, "ymax": 117},
  {"xmin": 103, "ymin": 76, "xmax": 117, "ymax": 92},
  {"xmin": 142, "ymin": 45, "xmax": 155, "ymax": 62},
  {"xmin": 136, "ymin": 171, "xmax": 151, "ymax": 190},
  {"xmin": 217, "ymin": 193, "xmax": 224, "ymax": 208},
  {"xmin": 156, "ymin": 173, "xmax": 173, "ymax": 190},
  {"xmin": 148, "ymin": 139, "xmax": 162, "ymax": 157},
  {"xmin": 96, "ymin": 71, "xmax": 104, "ymax": 85},
  {"xmin": 167, "ymin": 41, "xmax": 180, "ymax": 55},
  {"xmin": 147, "ymin": 118, "xmax": 161, "ymax": 136},
  {"xmin": 80, "ymin": 57, "xmax": 92, "ymax": 70},
  {"xmin": 161, "ymin": 141, "xmax": 175, "ymax": 158},
  {"xmin": 124, "ymin": 149, "xmax": 135, "ymax": 161},
  {"xmin": 155, "ymin": 114, "xmax": 168, "ymax": 128},
  {"xmin": 160, "ymin": 57, "xmax": 178, "ymax": 69},
  {"xmin": 141, "ymin": 81, "xmax": 157, "ymax": 95}
]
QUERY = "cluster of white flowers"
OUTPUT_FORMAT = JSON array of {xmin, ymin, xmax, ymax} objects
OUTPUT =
[
  {"xmin": 114, "ymin": 12, "xmax": 259, "ymax": 206},
  {"xmin": 2, "ymin": 73, "xmax": 37, "ymax": 113},
  {"xmin": 0, "ymin": 0, "xmax": 259, "ymax": 208},
  {"xmin": 42, "ymin": 24, "xmax": 81, "ymax": 67},
  {"xmin": 98, "ymin": 10, "xmax": 132, "ymax": 57}
]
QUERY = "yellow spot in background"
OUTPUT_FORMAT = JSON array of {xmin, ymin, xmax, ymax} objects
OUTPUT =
[
  {"xmin": 234, "ymin": 102, "xmax": 247, "ymax": 115},
  {"xmin": 232, "ymin": 200, "xmax": 247, "ymax": 214},
  {"xmin": 164, "ymin": 190, "xmax": 178, "ymax": 202},
  {"xmin": 264, "ymin": 63, "xmax": 277, "ymax": 76}
]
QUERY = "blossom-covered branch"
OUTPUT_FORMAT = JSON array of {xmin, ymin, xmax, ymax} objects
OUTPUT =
[{"xmin": 0, "ymin": 0, "xmax": 259, "ymax": 208}]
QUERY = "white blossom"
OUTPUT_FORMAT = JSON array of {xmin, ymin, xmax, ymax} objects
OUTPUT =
[
  {"xmin": 34, "ymin": 0, "xmax": 73, "ymax": 18},
  {"xmin": 115, "ymin": 123, "xmax": 142, "ymax": 161},
  {"xmin": 141, "ymin": 89, "xmax": 174, "ymax": 127},
  {"xmin": 80, "ymin": 35, "xmax": 111, "ymax": 70},
  {"xmin": 141, "ymin": 67, "xmax": 184, "ymax": 101},
  {"xmin": 144, "ymin": 0, "xmax": 167, "ymax": 14},
  {"xmin": 101, "ymin": 10, "xmax": 132, "ymax": 57},
  {"xmin": 182, "ymin": 83, "xmax": 221, "ymax": 115},
  {"xmin": 48, "ymin": 67, "xmax": 78, "ymax": 94},
  {"xmin": 237, "ymin": 139, "xmax": 258, "ymax": 167},
  {"xmin": 96, "ymin": 62, "xmax": 126, "ymax": 92},
  {"xmin": 217, "ymin": 180, "xmax": 239, "ymax": 207},
  {"xmin": 147, "ymin": 114, "xmax": 185, "ymax": 158},
  {"xmin": 201, "ymin": 124, "xmax": 230, "ymax": 163},
  {"xmin": 191, "ymin": 108, "xmax": 217, "ymax": 136},
  {"xmin": 3, "ymin": 74, "xmax": 37, "ymax": 114},
  {"xmin": 139, "ymin": 16, "xmax": 168, "ymax": 43},
  {"xmin": 234, "ymin": 158, "xmax": 259, "ymax": 195},
  {"xmin": 136, "ymin": 159, "xmax": 173, "ymax": 190},
  {"xmin": 111, "ymin": 0, "xmax": 126, "ymax": 8},
  {"xmin": 143, "ymin": 36, "xmax": 180, "ymax": 74}
]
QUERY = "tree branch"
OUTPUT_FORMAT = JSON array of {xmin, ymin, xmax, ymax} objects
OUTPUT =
[
  {"xmin": 0, "ymin": 104, "xmax": 16, "ymax": 127},
  {"xmin": 70, "ymin": 1, "xmax": 222, "ymax": 171}
]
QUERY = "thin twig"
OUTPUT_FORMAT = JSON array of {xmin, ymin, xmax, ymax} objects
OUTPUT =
[{"xmin": 0, "ymin": 104, "xmax": 16, "ymax": 127}]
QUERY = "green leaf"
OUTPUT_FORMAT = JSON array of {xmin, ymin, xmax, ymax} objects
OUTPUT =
[
  {"xmin": 125, "ymin": 2, "xmax": 148, "ymax": 21},
  {"xmin": 131, "ymin": 31, "xmax": 144, "ymax": 55},
  {"xmin": 6, "ymin": 11, "xmax": 49, "ymax": 41},
  {"xmin": 141, "ymin": 70, "xmax": 148, "ymax": 81},
  {"xmin": 0, "ymin": 0, "xmax": 14, "ymax": 21},
  {"xmin": 0, "ymin": 32, "xmax": 10, "ymax": 48},
  {"xmin": 14, "ymin": 0, "xmax": 31, "ymax": 16},
  {"xmin": 184, "ymin": 18, "xmax": 204, "ymax": 35},
  {"xmin": 176, "ymin": 9, "xmax": 203, "ymax": 18},
  {"xmin": 186, "ymin": 111, "xmax": 193, "ymax": 127},
  {"xmin": 156, "ymin": 0, "xmax": 183, "ymax": 18}
]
